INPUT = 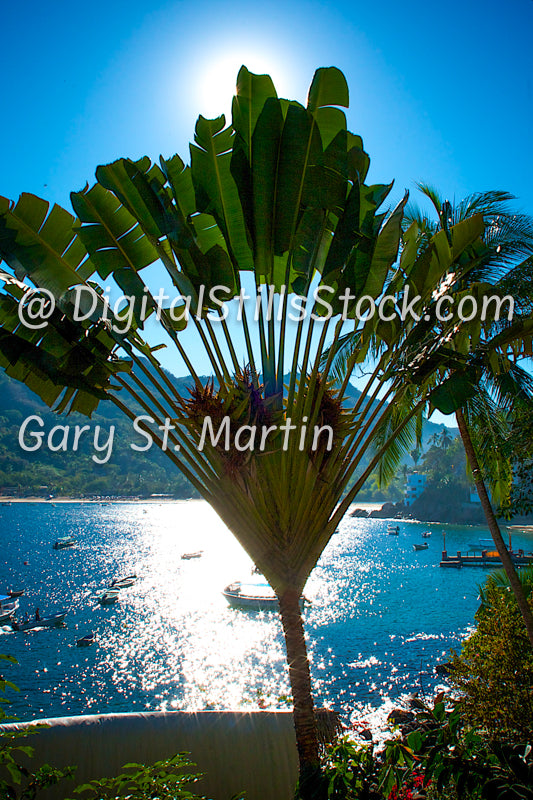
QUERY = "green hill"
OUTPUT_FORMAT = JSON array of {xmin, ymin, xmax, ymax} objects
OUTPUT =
[{"xmin": 0, "ymin": 368, "xmax": 454, "ymax": 498}]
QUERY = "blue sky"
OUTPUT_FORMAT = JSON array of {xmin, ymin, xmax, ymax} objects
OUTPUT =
[{"xmin": 1, "ymin": 0, "xmax": 532, "ymax": 405}]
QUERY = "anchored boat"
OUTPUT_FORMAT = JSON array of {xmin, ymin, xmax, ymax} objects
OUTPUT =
[
  {"xmin": 0, "ymin": 595, "xmax": 19, "ymax": 623},
  {"xmin": 11, "ymin": 612, "xmax": 67, "ymax": 630},
  {"xmin": 53, "ymin": 536, "xmax": 77, "ymax": 550},
  {"xmin": 97, "ymin": 589, "xmax": 119, "ymax": 605},
  {"xmin": 76, "ymin": 633, "xmax": 95, "ymax": 647},
  {"xmin": 108, "ymin": 575, "xmax": 137, "ymax": 589},
  {"xmin": 223, "ymin": 581, "xmax": 305, "ymax": 611}
]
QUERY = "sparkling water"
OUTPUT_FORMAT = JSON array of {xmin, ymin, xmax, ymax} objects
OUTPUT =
[{"xmin": 1, "ymin": 500, "xmax": 528, "ymax": 724}]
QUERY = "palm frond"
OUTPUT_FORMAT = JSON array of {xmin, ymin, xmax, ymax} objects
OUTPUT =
[
  {"xmin": 373, "ymin": 390, "xmax": 422, "ymax": 487},
  {"xmin": 415, "ymin": 182, "xmax": 443, "ymax": 215}
]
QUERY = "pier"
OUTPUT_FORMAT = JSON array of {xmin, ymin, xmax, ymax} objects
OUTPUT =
[{"xmin": 440, "ymin": 550, "xmax": 533, "ymax": 568}]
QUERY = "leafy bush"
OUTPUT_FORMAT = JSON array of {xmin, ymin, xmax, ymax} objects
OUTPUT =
[
  {"xmin": 65, "ymin": 753, "xmax": 209, "ymax": 800},
  {"xmin": 320, "ymin": 737, "xmax": 381, "ymax": 799},
  {"xmin": 381, "ymin": 693, "xmax": 533, "ymax": 800},
  {"xmin": 449, "ymin": 572, "xmax": 533, "ymax": 740}
]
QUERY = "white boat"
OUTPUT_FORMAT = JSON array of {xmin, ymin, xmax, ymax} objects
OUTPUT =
[
  {"xmin": 0, "ymin": 595, "xmax": 19, "ymax": 622},
  {"xmin": 223, "ymin": 581, "xmax": 305, "ymax": 611},
  {"xmin": 53, "ymin": 536, "xmax": 77, "ymax": 550},
  {"xmin": 387, "ymin": 524, "xmax": 400, "ymax": 536},
  {"xmin": 109, "ymin": 575, "xmax": 137, "ymax": 589},
  {"xmin": 181, "ymin": 551, "xmax": 203, "ymax": 560},
  {"xmin": 413, "ymin": 543, "xmax": 429, "ymax": 551},
  {"xmin": 421, "ymin": 531, "xmax": 432, "ymax": 538},
  {"xmin": 11, "ymin": 612, "xmax": 67, "ymax": 630},
  {"xmin": 97, "ymin": 589, "xmax": 119, "ymax": 605}
]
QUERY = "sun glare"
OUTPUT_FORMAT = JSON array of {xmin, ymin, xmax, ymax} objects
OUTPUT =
[{"xmin": 195, "ymin": 49, "xmax": 298, "ymax": 119}]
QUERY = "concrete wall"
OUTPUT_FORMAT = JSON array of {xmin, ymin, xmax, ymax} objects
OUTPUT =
[{"xmin": 1, "ymin": 710, "xmax": 299, "ymax": 800}]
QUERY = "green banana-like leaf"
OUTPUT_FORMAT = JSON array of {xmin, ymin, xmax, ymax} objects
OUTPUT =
[
  {"xmin": 231, "ymin": 65, "xmax": 277, "ymax": 153},
  {"xmin": 190, "ymin": 114, "xmax": 252, "ymax": 273},
  {"xmin": 0, "ymin": 193, "xmax": 92, "ymax": 294},
  {"xmin": 306, "ymin": 66, "xmax": 349, "ymax": 149},
  {"xmin": 273, "ymin": 102, "xmax": 323, "ymax": 258},
  {"xmin": 71, "ymin": 181, "xmax": 159, "ymax": 279}
]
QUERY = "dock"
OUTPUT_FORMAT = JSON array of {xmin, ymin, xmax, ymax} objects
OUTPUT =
[{"xmin": 440, "ymin": 549, "xmax": 533, "ymax": 568}]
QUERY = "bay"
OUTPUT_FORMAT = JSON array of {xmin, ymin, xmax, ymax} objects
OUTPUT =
[{"xmin": 1, "ymin": 500, "xmax": 527, "ymax": 725}]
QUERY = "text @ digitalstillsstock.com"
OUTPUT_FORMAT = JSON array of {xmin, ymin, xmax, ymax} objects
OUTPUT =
[
  {"xmin": 16, "ymin": 284, "xmax": 515, "ymax": 332},
  {"xmin": 17, "ymin": 414, "xmax": 336, "ymax": 465}
]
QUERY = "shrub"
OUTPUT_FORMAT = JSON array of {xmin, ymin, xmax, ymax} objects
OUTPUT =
[
  {"xmin": 65, "ymin": 754, "xmax": 209, "ymax": 800},
  {"xmin": 449, "ymin": 574, "xmax": 533, "ymax": 740}
]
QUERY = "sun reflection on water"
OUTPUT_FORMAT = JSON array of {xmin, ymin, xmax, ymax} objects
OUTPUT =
[{"xmin": 0, "ymin": 500, "xmax": 512, "ymax": 721}]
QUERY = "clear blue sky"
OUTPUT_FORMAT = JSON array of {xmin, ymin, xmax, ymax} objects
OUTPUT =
[{"xmin": 1, "ymin": 0, "xmax": 532, "ymax": 402}]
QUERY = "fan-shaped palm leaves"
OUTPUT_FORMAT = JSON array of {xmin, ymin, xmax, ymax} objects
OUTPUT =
[{"xmin": 0, "ymin": 68, "xmax": 497, "ymax": 796}]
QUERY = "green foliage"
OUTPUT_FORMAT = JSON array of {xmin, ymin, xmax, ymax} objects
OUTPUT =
[
  {"xmin": 320, "ymin": 737, "xmax": 380, "ymax": 799},
  {"xmin": 449, "ymin": 575, "xmax": 533, "ymax": 740},
  {"xmin": 0, "ymin": 368, "xmax": 199, "ymax": 498},
  {"xmin": 382, "ymin": 694, "xmax": 533, "ymax": 800},
  {"xmin": 66, "ymin": 753, "xmax": 206, "ymax": 800},
  {"xmin": 419, "ymin": 436, "xmax": 468, "ymax": 493}
]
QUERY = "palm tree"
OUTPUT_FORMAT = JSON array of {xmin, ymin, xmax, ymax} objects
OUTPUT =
[
  {"xmin": 0, "ymin": 68, "xmax": 489, "ymax": 796},
  {"xmin": 405, "ymin": 185, "xmax": 533, "ymax": 646},
  {"xmin": 440, "ymin": 427, "xmax": 453, "ymax": 449}
]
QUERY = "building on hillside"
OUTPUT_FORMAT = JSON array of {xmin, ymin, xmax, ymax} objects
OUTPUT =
[{"xmin": 405, "ymin": 472, "xmax": 427, "ymax": 507}]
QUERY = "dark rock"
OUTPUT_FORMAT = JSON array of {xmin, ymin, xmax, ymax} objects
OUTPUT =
[
  {"xmin": 350, "ymin": 508, "xmax": 369, "ymax": 518},
  {"xmin": 387, "ymin": 708, "xmax": 415, "ymax": 725},
  {"xmin": 435, "ymin": 661, "xmax": 453, "ymax": 676},
  {"xmin": 359, "ymin": 728, "xmax": 372, "ymax": 740}
]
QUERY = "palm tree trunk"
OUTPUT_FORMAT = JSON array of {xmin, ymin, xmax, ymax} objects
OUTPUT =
[
  {"xmin": 278, "ymin": 588, "xmax": 325, "ymax": 800},
  {"xmin": 456, "ymin": 407, "xmax": 533, "ymax": 648}
]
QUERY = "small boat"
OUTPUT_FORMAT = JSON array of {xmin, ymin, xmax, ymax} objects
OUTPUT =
[
  {"xmin": 97, "ymin": 589, "xmax": 119, "ymax": 605},
  {"xmin": 7, "ymin": 589, "xmax": 25, "ymax": 598},
  {"xmin": 53, "ymin": 536, "xmax": 77, "ymax": 550},
  {"xmin": 181, "ymin": 551, "xmax": 203, "ymax": 560},
  {"xmin": 0, "ymin": 595, "xmax": 19, "ymax": 621},
  {"xmin": 413, "ymin": 543, "xmax": 429, "ymax": 551},
  {"xmin": 109, "ymin": 575, "xmax": 137, "ymax": 589},
  {"xmin": 387, "ymin": 524, "xmax": 400, "ymax": 536},
  {"xmin": 421, "ymin": 531, "xmax": 432, "ymax": 538},
  {"xmin": 76, "ymin": 633, "xmax": 95, "ymax": 647},
  {"xmin": 11, "ymin": 612, "xmax": 67, "ymax": 631},
  {"xmin": 0, "ymin": 609, "xmax": 15, "ymax": 624},
  {"xmin": 223, "ymin": 581, "xmax": 305, "ymax": 611}
]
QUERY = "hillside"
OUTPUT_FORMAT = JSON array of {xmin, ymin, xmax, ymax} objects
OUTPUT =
[{"xmin": 0, "ymin": 368, "xmax": 454, "ymax": 498}]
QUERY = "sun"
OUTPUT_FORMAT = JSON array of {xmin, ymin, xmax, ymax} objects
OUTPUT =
[{"xmin": 195, "ymin": 48, "xmax": 297, "ymax": 119}]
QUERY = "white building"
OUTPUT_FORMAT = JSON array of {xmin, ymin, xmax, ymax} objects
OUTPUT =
[{"xmin": 405, "ymin": 473, "xmax": 426, "ymax": 507}]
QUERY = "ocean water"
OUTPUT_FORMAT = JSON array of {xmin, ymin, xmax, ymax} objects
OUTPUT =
[{"xmin": 1, "ymin": 500, "xmax": 530, "ymax": 725}]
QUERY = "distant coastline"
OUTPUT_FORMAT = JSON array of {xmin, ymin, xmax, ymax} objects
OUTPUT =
[{"xmin": 0, "ymin": 495, "xmax": 196, "ymax": 503}]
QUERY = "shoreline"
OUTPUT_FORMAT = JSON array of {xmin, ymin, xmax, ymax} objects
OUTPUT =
[
  {"xmin": 0, "ymin": 496, "xmax": 197, "ymax": 504},
  {"xmin": 3, "ymin": 498, "xmax": 532, "ymax": 532}
]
